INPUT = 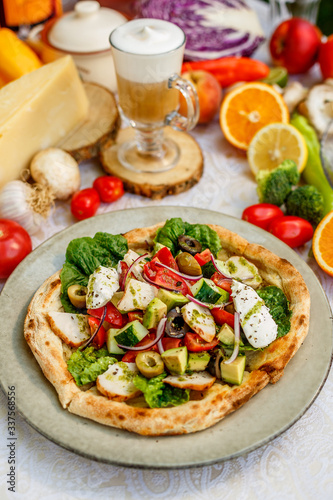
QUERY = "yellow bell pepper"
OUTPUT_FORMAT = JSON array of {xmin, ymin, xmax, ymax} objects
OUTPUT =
[{"xmin": 0, "ymin": 28, "xmax": 42, "ymax": 84}]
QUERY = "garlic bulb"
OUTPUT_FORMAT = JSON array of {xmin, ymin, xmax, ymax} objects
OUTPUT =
[
  {"xmin": 30, "ymin": 148, "xmax": 80, "ymax": 200},
  {"xmin": 0, "ymin": 180, "xmax": 55, "ymax": 235}
]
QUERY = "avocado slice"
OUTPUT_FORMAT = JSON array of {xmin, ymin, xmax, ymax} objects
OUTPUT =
[
  {"xmin": 157, "ymin": 288, "xmax": 189, "ymax": 312},
  {"xmin": 143, "ymin": 298, "xmax": 167, "ymax": 329},
  {"xmin": 187, "ymin": 352, "xmax": 210, "ymax": 371},
  {"xmin": 161, "ymin": 346, "xmax": 188, "ymax": 375},
  {"xmin": 220, "ymin": 355, "xmax": 246, "ymax": 385}
]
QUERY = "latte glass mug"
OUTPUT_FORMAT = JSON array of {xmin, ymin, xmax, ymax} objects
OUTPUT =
[{"xmin": 110, "ymin": 19, "xmax": 199, "ymax": 173}]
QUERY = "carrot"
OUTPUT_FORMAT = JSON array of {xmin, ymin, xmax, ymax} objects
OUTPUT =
[{"xmin": 181, "ymin": 57, "xmax": 270, "ymax": 88}]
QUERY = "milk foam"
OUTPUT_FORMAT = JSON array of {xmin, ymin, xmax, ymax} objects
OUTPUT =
[{"xmin": 110, "ymin": 19, "xmax": 185, "ymax": 83}]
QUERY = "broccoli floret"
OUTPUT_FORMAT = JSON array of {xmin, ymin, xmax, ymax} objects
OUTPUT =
[
  {"xmin": 256, "ymin": 160, "xmax": 300, "ymax": 206},
  {"xmin": 285, "ymin": 185, "xmax": 324, "ymax": 226}
]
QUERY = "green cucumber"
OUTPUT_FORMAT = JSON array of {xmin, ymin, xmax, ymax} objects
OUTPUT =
[
  {"xmin": 191, "ymin": 278, "xmax": 228, "ymax": 304},
  {"xmin": 114, "ymin": 320, "xmax": 149, "ymax": 347},
  {"xmin": 106, "ymin": 328, "xmax": 126, "ymax": 355}
]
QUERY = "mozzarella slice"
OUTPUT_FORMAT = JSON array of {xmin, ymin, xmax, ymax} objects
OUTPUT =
[
  {"xmin": 47, "ymin": 311, "xmax": 90, "ymax": 347},
  {"xmin": 117, "ymin": 278, "xmax": 157, "ymax": 312},
  {"xmin": 96, "ymin": 362, "xmax": 141, "ymax": 401},
  {"xmin": 120, "ymin": 249, "xmax": 146, "ymax": 281},
  {"xmin": 86, "ymin": 266, "xmax": 119, "ymax": 309},
  {"xmin": 231, "ymin": 280, "xmax": 278, "ymax": 348},
  {"xmin": 181, "ymin": 302, "xmax": 216, "ymax": 342},
  {"xmin": 163, "ymin": 371, "xmax": 216, "ymax": 391}
]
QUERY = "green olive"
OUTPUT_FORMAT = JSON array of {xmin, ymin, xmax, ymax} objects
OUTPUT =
[
  {"xmin": 135, "ymin": 351, "xmax": 164, "ymax": 378},
  {"xmin": 67, "ymin": 284, "xmax": 88, "ymax": 309},
  {"xmin": 176, "ymin": 252, "xmax": 202, "ymax": 276}
]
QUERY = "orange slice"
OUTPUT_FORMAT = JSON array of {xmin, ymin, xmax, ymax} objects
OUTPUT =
[
  {"xmin": 219, "ymin": 82, "xmax": 289, "ymax": 150},
  {"xmin": 312, "ymin": 210, "xmax": 333, "ymax": 277}
]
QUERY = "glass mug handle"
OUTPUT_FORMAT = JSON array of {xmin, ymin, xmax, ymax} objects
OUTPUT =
[{"xmin": 165, "ymin": 74, "xmax": 199, "ymax": 131}]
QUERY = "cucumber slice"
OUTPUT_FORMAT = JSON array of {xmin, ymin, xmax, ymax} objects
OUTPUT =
[
  {"xmin": 191, "ymin": 278, "xmax": 227, "ymax": 304},
  {"xmin": 114, "ymin": 320, "xmax": 149, "ymax": 347},
  {"xmin": 106, "ymin": 328, "xmax": 126, "ymax": 355}
]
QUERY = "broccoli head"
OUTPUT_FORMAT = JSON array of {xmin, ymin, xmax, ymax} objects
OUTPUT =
[
  {"xmin": 285, "ymin": 185, "xmax": 324, "ymax": 226},
  {"xmin": 256, "ymin": 160, "xmax": 301, "ymax": 206}
]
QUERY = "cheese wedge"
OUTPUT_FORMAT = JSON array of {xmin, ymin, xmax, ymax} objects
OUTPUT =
[{"xmin": 0, "ymin": 55, "xmax": 89, "ymax": 188}]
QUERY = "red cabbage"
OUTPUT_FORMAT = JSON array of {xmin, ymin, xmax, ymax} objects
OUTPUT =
[{"xmin": 134, "ymin": 0, "xmax": 265, "ymax": 61}]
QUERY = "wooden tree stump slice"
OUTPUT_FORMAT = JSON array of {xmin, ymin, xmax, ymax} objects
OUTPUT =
[
  {"xmin": 100, "ymin": 127, "xmax": 204, "ymax": 199},
  {"xmin": 57, "ymin": 82, "xmax": 120, "ymax": 163}
]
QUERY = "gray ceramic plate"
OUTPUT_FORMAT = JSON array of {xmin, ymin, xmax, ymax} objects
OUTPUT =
[{"xmin": 0, "ymin": 207, "xmax": 332, "ymax": 469}]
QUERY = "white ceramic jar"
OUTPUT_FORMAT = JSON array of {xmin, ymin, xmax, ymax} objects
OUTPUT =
[{"xmin": 29, "ymin": 1, "xmax": 127, "ymax": 91}]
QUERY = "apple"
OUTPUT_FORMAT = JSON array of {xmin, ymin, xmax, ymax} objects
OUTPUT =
[
  {"xmin": 319, "ymin": 35, "xmax": 333, "ymax": 79},
  {"xmin": 180, "ymin": 70, "xmax": 222, "ymax": 124},
  {"xmin": 269, "ymin": 18, "xmax": 322, "ymax": 74}
]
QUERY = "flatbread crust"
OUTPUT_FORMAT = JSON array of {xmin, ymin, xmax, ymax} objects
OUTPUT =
[{"xmin": 24, "ymin": 222, "xmax": 310, "ymax": 436}]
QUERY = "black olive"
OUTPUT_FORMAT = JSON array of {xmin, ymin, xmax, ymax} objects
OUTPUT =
[
  {"xmin": 177, "ymin": 235, "xmax": 202, "ymax": 255},
  {"xmin": 165, "ymin": 308, "xmax": 190, "ymax": 338}
]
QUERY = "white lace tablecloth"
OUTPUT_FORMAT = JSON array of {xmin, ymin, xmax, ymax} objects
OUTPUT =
[{"xmin": 1, "ymin": 2, "xmax": 333, "ymax": 498}]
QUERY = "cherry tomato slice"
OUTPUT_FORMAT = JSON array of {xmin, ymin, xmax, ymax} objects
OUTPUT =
[
  {"xmin": 154, "ymin": 247, "xmax": 178, "ymax": 270},
  {"xmin": 194, "ymin": 248, "xmax": 211, "ymax": 266},
  {"xmin": 87, "ymin": 302, "xmax": 123, "ymax": 328},
  {"xmin": 211, "ymin": 308, "xmax": 235, "ymax": 328},
  {"xmin": 242, "ymin": 203, "xmax": 284, "ymax": 230},
  {"xmin": 162, "ymin": 337, "xmax": 183, "ymax": 351},
  {"xmin": 184, "ymin": 332, "xmax": 219, "ymax": 352},
  {"xmin": 143, "ymin": 260, "xmax": 158, "ymax": 280},
  {"xmin": 211, "ymin": 273, "xmax": 233, "ymax": 295},
  {"xmin": 127, "ymin": 311, "xmax": 144, "ymax": 323},
  {"xmin": 268, "ymin": 216, "xmax": 314, "ymax": 248},
  {"xmin": 71, "ymin": 188, "xmax": 100, "ymax": 220},
  {"xmin": 0, "ymin": 219, "xmax": 32, "ymax": 279},
  {"xmin": 154, "ymin": 268, "xmax": 191, "ymax": 295},
  {"xmin": 121, "ymin": 333, "xmax": 158, "ymax": 362},
  {"xmin": 92, "ymin": 176, "xmax": 124, "ymax": 203},
  {"xmin": 88, "ymin": 317, "xmax": 107, "ymax": 349}
]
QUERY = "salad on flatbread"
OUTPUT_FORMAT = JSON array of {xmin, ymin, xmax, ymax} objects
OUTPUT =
[{"xmin": 24, "ymin": 218, "xmax": 310, "ymax": 435}]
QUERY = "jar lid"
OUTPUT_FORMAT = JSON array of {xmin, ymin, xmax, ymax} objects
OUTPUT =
[{"xmin": 48, "ymin": 1, "xmax": 127, "ymax": 53}]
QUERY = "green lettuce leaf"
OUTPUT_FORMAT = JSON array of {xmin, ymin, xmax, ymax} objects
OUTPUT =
[
  {"xmin": 60, "ymin": 232, "xmax": 128, "ymax": 312},
  {"xmin": 184, "ymin": 222, "xmax": 222, "ymax": 256},
  {"xmin": 154, "ymin": 218, "xmax": 185, "ymax": 255},
  {"xmin": 133, "ymin": 372, "xmax": 190, "ymax": 408},
  {"xmin": 257, "ymin": 286, "xmax": 292, "ymax": 338},
  {"xmin": 67, "ymin": 346, "xmax": 117, "ymax": 386}
]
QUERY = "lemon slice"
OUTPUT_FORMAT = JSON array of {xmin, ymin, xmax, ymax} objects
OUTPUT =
[{"xmin": 247, "ymin": 123, "xmax": 308, "ymax": 176}]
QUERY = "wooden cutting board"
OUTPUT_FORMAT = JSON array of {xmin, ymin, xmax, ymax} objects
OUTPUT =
[
  {"xmin": 57, "ymin": 82, "xmax": 120, "ymax": 163},
  {"xmin": 100, "ymin": 127, "xmax": 204, "ymax": 199}
]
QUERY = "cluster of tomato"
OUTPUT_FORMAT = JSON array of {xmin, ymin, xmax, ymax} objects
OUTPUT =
[
  {"xmin": 71, "ymin": 176, "xmax": 124, "ymax": 221},
  {"xmin": 242, "ymin": 204, "xmax": 313, "ymax": 248},
  {"xmin": 88, "ymin": 246, "xmax": 236, "ymax": 360}
]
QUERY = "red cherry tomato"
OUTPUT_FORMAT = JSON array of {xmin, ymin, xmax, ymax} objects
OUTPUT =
[
  {"xmin": 268, "ymin": 216, "xmax": 314, "ymax": 248},
  {"xmin": 0, "ymin": 219, "xmax": 32, "ymax": 279},
  {"xmin": 154, "ymin": 268, "xmax": 191, "ymax": 295},
  {"xmin": 162, "ymin": 337, "xmax": 183, "ymax": 351},
  {"xmin": 121, "ymin": 333, "xmax": 158, "ymax": 362},
  {"xmin": 211, "ymin": 273, "xmax": 233, "ymax": 296},
  {"xmin": 194, "ymin": 248, "xmax": 211, "ymax": 266},
  {"xmin": 93, "ymin": 176, "xmax": 124, "ymax": 203},
  {"xmin": 88, "ymin": 317, "xmax": 107, "ymax": 349},
  {"xmin": 211, "ymin": 308, "xmax": 235, "ymax": 328},
  {"xmin": 319, "ymin": 34, "xmax": 333, "ymax": 79},
  {"xmin": 184, "ymin": 332, "xmax": 219, "ymax": 352},
  {"xmin": 242, "ymin": 203, "xmax": 284, "ymax": 230},
  {"xmin": 71, "ymin": 188, "xmax": 100, "ymax": 220},
  {"xmin": 127, "ymin": 311, "xmax": 144, "ymax": 323},
  {"xmin": 153, "ymin": 247, "xmax": 178, "ymax": 270},
  {"xmin": 87, "ymin": 302, "xmax": 123, "ymax": 328}
]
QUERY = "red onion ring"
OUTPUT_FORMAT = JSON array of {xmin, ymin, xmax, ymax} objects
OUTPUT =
[
  {"xmin": 223, "ymin": 311, "xmax": 240, "ymax": 365},
  {"xmin": 117, "ymin": 317, "xmax": 167, "ymax": 351},
  {"xmin": 122, "ymin": 253, "xmax": 148, "ymax": 290},
  {"xmin": 154, "ymin": 261, "xmax": 202, "ymax": 281},
  {"xmin": 81, "ymin": 305, "xmax": 107, "ymax": 349}
]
